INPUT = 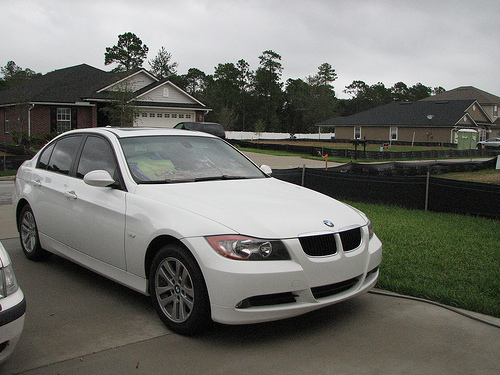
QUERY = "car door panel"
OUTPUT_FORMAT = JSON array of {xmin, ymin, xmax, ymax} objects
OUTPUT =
[{"xmin": 62, "ymin": 135, "xmax": 127, "ymax": 269}]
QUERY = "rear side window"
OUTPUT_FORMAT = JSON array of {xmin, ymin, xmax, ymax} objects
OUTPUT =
[
  {"xmin": 37, "ymin": 143, "xmax": 55, "ymax": 170},
  {"xmin": 38, "ymin": 136, "xmax": 82, "ymax": 175},
  {"xmin": 76, "ymin": 136, "xmax": 118, "ymax": 179}
]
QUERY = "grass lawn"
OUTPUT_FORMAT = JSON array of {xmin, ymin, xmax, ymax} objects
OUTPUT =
[
  {"xmin": 350, "ymin": 201, "xmax": 500, "ymax": 318},
  {"xmin": 253, "ymin": 140, "xmax": 453, "ymax": 153},
  {"xmin": 437, "ymin": 169, "xmax": 500, "ymax": 185},
  {"xmin": 237, "ymin": 145, "xmax": 490, "ymax": 164}
]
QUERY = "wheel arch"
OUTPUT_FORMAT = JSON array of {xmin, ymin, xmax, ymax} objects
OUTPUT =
[
  {"xmin": 144, "ymin": 235, "xmax": 192, "ymax": 281},
  {"xmin": 15, "ymin": 198, "xmax": 30, "ymax": 231}
]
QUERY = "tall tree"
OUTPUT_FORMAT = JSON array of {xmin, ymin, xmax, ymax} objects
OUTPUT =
[
  {"xmin": 391, "ymin": 81, "xmax": 410, "ymax": 101},
  {"xmin": 183, "ymin": 68, "xmax": 209, "ymax": 96},
  {"xmin": 104, "ymin": 32, "xmax": 149, "ymax": 71},
  {"xmin": 407, "ymin": 83, "xmax": 432, "ymax": 100},
  {"xmin": 309, "ymin": 63, "xmax": 338, "ymax": 88},
  {"xmin": 148, "ymin": 47, "xmax": 178, "ymax": 79},
  {"xmin": 0, "ymin": 61, "xmax": 40, "ymax": 89},
  {"xmin": 253, "ymin": 50, "xmax": 284, "ymax": 131}
]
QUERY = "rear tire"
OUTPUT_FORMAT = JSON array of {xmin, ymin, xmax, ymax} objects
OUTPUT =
[
  {"xmin": 150, "ymin": 245, "xmax": 211, "ymax": 335},
  {"xmin": 19, "ymin": 205, "xmax": 51, "ymax": 261}
]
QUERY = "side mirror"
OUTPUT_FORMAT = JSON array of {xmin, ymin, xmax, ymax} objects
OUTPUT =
[
  {"xmin": 260, "ymin": 165, "xmax": 272, "ymax": 175},
  {"xmin": 84, "ymin": 170, "xmax": 116, "ymax": 187}
]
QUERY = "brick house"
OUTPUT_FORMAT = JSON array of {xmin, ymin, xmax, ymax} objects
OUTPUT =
[
  {"xmin": 317, "ymin": 86, "xmax": 499, "ymax": 145},
  {"xmin": 0, "ymin": 64, "xmax": 211, "ymax": 143}
]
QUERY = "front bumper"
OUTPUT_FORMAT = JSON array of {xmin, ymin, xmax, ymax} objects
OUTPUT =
[
  {"xmin": 0, "ymin": 290, "xmax": 26, "ymax": 365},
  {"xmin": 185, "ymin": 231, "xmax": 382, "ymax": 325}
]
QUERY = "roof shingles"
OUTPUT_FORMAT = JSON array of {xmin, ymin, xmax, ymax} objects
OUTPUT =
[{"xmin": 318, "ymin": 100, "xmax": 477, "ymax": 127}]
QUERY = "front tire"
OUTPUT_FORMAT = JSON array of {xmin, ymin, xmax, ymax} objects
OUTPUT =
[
  {"xmin": 150, "ymin": 245, "xmax": 211, "ymax": 335},
  {"xmin": 19, "ymin": 205, "xmax": 51, "ymax": 261}
]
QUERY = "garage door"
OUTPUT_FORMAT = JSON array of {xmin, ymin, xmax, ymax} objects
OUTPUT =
[{"xmin": 134, "ymin": 111, "xmax": 196, "ymax": 128}]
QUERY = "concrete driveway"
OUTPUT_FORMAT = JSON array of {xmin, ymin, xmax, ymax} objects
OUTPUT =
[{"xmin": 1, "ymin": 175, "xmax": 499, "ymax": 374}]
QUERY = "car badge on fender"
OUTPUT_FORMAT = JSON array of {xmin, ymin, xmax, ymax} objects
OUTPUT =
[{"xmin": 323, "ymin": 220, "xmax": 334, "ymax": 227}]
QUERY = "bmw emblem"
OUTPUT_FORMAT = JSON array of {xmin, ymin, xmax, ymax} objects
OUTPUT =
[{"xmin": 323, "ymin": 220, "xmax": 334, "ymax": 228}]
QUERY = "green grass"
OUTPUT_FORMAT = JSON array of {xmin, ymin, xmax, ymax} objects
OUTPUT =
[
  {"xmin": 237, "ymin": 146, "xmax": 486, "ymax": 164},
  {"xmin": 349, "ymin": 201, "xmax": 500, "ymax": 317},
  {"xmin": 437, "ymin": 169, "xmax": 500, "ymax": 185},
  {"xmin": 0, "ymin": 170, "xmax": 17, "ymax": 177}
]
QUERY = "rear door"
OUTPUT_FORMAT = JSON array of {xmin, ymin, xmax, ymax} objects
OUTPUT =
[{"xmin": 31, "ymin": 135, "xmax": 83, "ymax": 246}]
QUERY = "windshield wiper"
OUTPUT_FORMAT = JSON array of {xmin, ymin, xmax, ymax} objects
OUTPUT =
[{"xmin": 194, "ymin": 175, "xmax": 249, "ymax": 182}]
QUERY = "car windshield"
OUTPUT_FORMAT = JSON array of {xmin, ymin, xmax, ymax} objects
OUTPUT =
[{"xmin": 119, "ymin": 135, "xmax": 266, "ymax": 183}]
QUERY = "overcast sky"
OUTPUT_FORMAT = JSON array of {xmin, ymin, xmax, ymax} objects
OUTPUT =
[{"xmin": 1, "ymin": 0, "xmax": 499, "ymax": 98}]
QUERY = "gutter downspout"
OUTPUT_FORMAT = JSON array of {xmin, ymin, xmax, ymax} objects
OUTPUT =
[{"xmin": 28, "ymin": 103, "xmax": 35, "ymax": 137}]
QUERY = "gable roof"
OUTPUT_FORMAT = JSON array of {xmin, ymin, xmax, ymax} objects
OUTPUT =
[
  {"xmin": 318, "ymin": 100, "xmax": 483, "ymax": 128},
  {"xmin": 420, "ymin": 86, "xmax": 500, "ymax": 105},
  {"xmin": 0, "ymin": 64, "xmax": 209, "ymax": 111},
  {"xmin": 0, "ymin": 64, "xmax": 123, "ymax": 105}
]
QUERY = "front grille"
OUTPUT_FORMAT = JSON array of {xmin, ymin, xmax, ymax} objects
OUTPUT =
[
  {"xmin": 236, "ymin": 292, "xmax": 297, "ymax": 309},
  {"xmin": 311, "ymin": 276, "xmax": 360, "ymax": 299},
  {"xmin": 339, "ymin": 227, "xmax": 362, "ymax": 251},
  {"xmin": 299, "ymin": 233, "xmax": 337, "ymax": 256},
  {"xmin": 299, "ymin": 227, "xmax": 362, "ymax": 257}
]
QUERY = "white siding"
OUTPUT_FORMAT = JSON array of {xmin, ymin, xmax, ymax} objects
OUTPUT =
[
  {"xmin": 136, "ymin": 83, "xmax": 198, "ymax": 104},
  {"xmin": 107, "ymin": 72, "xmax": 156, "ymax": 92}
]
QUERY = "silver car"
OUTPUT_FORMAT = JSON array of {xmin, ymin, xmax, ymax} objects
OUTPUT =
[{"xmin": 478, "ymin": 138, "xmax": 500, "ymax": 149}]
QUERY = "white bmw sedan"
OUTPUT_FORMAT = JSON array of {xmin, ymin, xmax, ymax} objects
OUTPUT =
[{"xmin": 14, "ymin": 127, "xmax": 382, "ymax": 335}]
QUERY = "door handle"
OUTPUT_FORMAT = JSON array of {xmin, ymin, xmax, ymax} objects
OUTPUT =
[
  {"xmin": 64, "ymin": 190, "xmax": 78, "ymax": 200},
  {"xmin": 33, "ymin": 179, "xmax": 42, "ymax": 187}
]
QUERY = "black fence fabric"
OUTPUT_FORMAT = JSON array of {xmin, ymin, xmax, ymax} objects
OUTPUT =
[
  {"xmin": 272, "ymin": 168, "xmax": 500, "ymax": 219},
  {"xmin": 428, "ymin": 177, "xmax": 500, "ymax": 218},
  {"xmin": 229, "ymin": 139, "xmax": 498, "ymax": 160},
  {"xmin": 326, "ymin": 158, "xmax": 497, "ymax": 176}
]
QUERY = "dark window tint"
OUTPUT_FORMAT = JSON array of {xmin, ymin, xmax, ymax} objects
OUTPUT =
[
  {"xmin": 77, "ymin": 136, "xmax": 118, "ymax": 179},
  {"xmin": 46, "ymin": 136, "xmax": 82, "ymax": 175},
  {"xmin": 37, "ymin": 143, "xmax": 55, "ymax": 170}
]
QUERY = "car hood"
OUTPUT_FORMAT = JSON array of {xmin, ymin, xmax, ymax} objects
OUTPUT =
[{"xmin": 133, "ymin": 178, "xmax": 367, "ymax": 238}]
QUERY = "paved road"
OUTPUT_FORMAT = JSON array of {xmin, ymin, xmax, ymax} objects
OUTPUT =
[
  {"xmin": 1, "ymin": 172, "xmax": 499, "ymax": 374},
  {"xmin": 242, "ymin": 151, "xmax": 336, "ymax": 169}
]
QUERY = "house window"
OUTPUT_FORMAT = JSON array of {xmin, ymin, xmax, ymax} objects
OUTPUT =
[
  {"xmin": 141, "ymin": 113, "xmax": 148, "ymax": 118},
  {"xmin": 354, "ymin": 127, "xmax": 361, "ymax": 139},
  {"xmin": 494, "ymin": 105, "xmax": 498, "ymax": 117},
  {"xmin": 186, "ymin": 114, "xmax": 191, "ymax": 119},
  {"xmin": 390, "ymin": 127, "xmax": 398, "ymax": 141},
  {"xmin": 4, "ymin": 110, "xmax": 9, "ymax": 134},
  {"xmin": 150, "ymin": 113, "xmax": 155, "ymax": 117},
  {"xmin": 157, "ymin": 113, "xmax": 163, "ymax": 118},
  {"xmin": 165, "ymin": 113, "xmax": 170, "ymax": 118},
  {"xmin": 172, "ymin": 114, "xmax": 177, "ymax": 118},
  {"xmin": 163, "ymin": 88, "xmax": 169, "ymax": 97},
  {"xmin": 179, "ymin": 114, "xmax": 184, "ymax": 119},
  {"xmin": 56, "ymin": 108, "xmax": 71, "ymax": 133}
]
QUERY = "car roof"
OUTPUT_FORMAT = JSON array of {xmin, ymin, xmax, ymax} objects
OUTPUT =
[{"xmin": 61, "ymin": 127, "xmax": 217, "ymax": 139}]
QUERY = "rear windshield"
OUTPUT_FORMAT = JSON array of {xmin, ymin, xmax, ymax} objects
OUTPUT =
[{"xmin": 119, "ymin": 135, "xmax": 266, "ymax": 183}]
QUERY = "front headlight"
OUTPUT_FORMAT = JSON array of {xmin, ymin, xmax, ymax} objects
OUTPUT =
[
  {"xmin": 206, "ymin": 235, "xmax": 291, "ymax": 260},
  {"xmin": 0, "ymin": 264, "xmax": 19, "ymax": 298},
  {"xmin": 367, "ymin": 219, "xmax": 374, "ymax": 239}
]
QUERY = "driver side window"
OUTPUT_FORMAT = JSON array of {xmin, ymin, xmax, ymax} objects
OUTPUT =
[{"xmin": 76, "ymin": 136, "xmax": 118, "ymax": 180}]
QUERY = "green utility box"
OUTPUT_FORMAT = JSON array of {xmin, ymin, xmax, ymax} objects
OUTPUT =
[{"xmin": 457, "ymin": 129, "xmax": 478, "ymax": 150}]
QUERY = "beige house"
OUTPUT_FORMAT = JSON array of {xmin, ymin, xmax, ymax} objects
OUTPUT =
[{"xmin": 318, "ymin": 86, "xmax": 499, "ymax": 145}]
